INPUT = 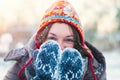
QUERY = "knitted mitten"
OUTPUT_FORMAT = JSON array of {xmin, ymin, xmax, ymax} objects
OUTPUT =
[
  {"xmin": 33, "ymin": 40, "xmax": 61, "ymax": 80},
  {"xmin": 58, "ymin": 48, "xmax": 84, "ymax": 80}
]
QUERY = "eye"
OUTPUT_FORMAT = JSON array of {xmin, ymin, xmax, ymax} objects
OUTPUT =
[
  {"xmin": 64, "ymin": 38, "xmax": 74, "ymax": 43},
  {"xmin": 47, "ymin": 36, "xmax": 56, "ymax": 40}
]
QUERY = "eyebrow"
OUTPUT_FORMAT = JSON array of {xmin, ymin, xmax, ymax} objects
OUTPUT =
[
  {"xmin": 48, "ymin": 33, "xmax": 56, "ymax": 36},
  {"xmin": 49, "ymin": 33, "xmax": 74, "ymax": 38}
]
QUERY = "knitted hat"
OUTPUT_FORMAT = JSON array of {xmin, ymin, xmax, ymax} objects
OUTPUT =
[{"xmin": 35, "ymin": 0, "xmax": 85, "ymax": 47}]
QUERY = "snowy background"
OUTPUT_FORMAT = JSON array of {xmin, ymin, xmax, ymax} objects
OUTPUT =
[{"xmin": 0, "ymin": 0, "xmax": 120, "ymax": 80}]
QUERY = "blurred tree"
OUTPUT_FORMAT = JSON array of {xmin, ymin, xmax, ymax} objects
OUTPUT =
[{"xmin": 116, "ymin": 8, "xmax": 120, "ymax": 31}]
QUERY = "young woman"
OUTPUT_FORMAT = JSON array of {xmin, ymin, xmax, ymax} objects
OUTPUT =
[{"xmin": 4, "ymin": 0, "xmax": 106, "ymax": 80}]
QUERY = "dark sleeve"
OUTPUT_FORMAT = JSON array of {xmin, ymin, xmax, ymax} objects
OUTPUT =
[
  {"xmin": 3, "ymin": 62, "xmax": 21, "ymax": 80},
  {"xmin": 3, "ymin": 59, "xmax": 28, "ymax": 80},
  {"xmin": 3, "ymin": 36, "xmax": 35, "ymax": 80},
  {"xmin": 3, "ymin": 47, "xmax": 30, "ymax": 80}
]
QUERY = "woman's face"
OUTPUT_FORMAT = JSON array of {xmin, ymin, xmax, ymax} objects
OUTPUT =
[{"xmin": 46, "ymin": 22, "xmax": 74, "ymax": 50}]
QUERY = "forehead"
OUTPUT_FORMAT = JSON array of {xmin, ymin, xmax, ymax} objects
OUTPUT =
[{"xmin": 49, "ymin": 22, "xmax": 73, "ymax": 35}]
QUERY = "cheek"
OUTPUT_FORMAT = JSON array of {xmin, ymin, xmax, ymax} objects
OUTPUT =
[
  {"xmin": 70, "ymin": 43, "xmax": 74, "ymax": 48},
  {"xmin": 65, "ymin": 43, "xmax": 74, "ymax": 48}
]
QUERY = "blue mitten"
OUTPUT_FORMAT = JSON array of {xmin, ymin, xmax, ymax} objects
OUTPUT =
[
  {"xmin": 58, "ymin": 48, "xmax": 84, "ymax": 80},
  {"xmin": 33, "ymin": 40, "xmax": 61, "ymax": 80}
]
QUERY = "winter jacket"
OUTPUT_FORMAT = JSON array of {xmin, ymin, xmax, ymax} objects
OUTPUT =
[{"xmin": 3, "ymin": 36, "xmax": 106, "ymax": 80}]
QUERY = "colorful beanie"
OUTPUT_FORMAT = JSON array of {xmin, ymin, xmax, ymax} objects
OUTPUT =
[{"xmin": 35, "ymin": 0, "xmax": 85, "ymax": 47}]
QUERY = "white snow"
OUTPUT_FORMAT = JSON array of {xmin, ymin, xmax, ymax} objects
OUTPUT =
[{"xmin": 0, "ymin": 33, "xmax": 13, "ymax": 53}]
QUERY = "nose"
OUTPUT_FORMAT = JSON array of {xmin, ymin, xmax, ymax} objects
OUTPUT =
[{"xmin": 57, "ymin": 40, "xmax": 64, "ymax": 50}]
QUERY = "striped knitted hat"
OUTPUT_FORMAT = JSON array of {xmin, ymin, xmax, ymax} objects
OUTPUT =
[{"xmin": 35, "ymin": 0, "xmax": 85, "ymax": 47}]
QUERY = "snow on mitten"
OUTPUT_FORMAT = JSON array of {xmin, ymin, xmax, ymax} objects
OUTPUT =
[
  {"xmin": 58, "ymin": 48, "xmax": 84, "ymax": 80},
  {"xmin": 33, "ymin": 40, "xmax": 61, "ymax": 80}
]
